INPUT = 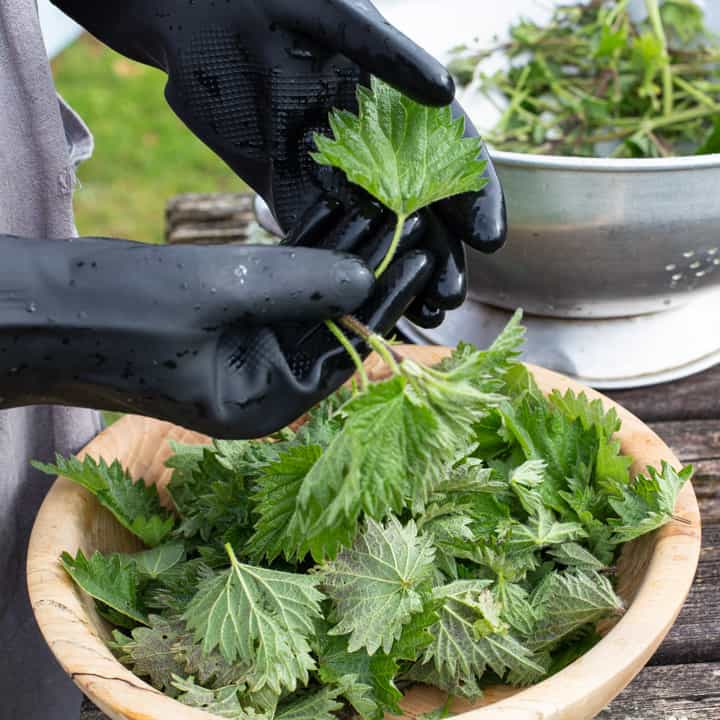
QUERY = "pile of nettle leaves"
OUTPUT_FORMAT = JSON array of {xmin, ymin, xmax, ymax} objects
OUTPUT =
[
  {"xmin": 35, "ymin": 80, "xmax": 692, "ymax": 719},
  {"xmin": 450, "ymin": 0, "xmax": 720, "ymax": 157},
  {"xmin": 35, "ymin": 314, "xmax": 691, "ymax": 720}
]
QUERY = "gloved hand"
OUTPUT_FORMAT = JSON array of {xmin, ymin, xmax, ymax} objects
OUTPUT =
[
  {"xmin": 52, "ymin": 0, "xmax": 507, "ymax": 328},
  {"xmin": 0, "ymin": 235, "xmax": 433, "ymax": 438}
]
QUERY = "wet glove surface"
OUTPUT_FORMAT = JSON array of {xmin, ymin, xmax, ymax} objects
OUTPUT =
[
  {"xmin": 0, "ymin": 236, "xmax": 432, "ymax": 438},
  {"xmin": 53, "ymin": 0, "xmax": 507, "ymax": 326}
]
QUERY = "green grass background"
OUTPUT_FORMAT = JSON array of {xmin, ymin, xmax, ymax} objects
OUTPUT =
[{"xmin": 52, "ymin": 36, "xmax": 245, "ymax": 245}]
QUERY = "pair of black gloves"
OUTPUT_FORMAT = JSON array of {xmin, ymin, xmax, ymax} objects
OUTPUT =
[{"xmin": 0, "ymin": 0, "xmax": 506, "ymax": 439}]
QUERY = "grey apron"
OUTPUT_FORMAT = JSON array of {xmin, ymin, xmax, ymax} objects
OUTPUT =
[{"xmin": 0, "ymin": 2, "xmax": 102, "ymax": 718}]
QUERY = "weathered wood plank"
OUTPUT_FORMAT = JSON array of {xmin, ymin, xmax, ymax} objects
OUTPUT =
[
  {"xmin": 694, "ymin": 464, "xmax": 720, "ymax": 524},
  {"xmin": 650, "ymin": 522, "xmax": 720, "ymax": 665},
  {"xmin": 649, "ymin": 420, "xmax": 720, "ymax": 462},
  {"xmin": 607, "ymin": 365, "xmax": 720, "ymax": 423},
  {"xmin": 165, "ymin": 193, "xmax": 255, "ymax": 245},
  {"xmin": 597, "ymin": 662, "xmax": 720, "ymax": 719}
]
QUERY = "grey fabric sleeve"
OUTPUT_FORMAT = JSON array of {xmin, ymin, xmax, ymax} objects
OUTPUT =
[{"xmin": 0, "ymin": 2, "xmax": 103, "ymax": 718}]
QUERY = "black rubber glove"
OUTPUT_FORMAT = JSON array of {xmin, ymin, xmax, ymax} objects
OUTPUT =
[
  {"xmin": 0, "ymin": 236, "xmax": 433, "ymax": 438},
  {"xmin": 52, "ymin": 0, "xmax": 507, "ymax": 328}
]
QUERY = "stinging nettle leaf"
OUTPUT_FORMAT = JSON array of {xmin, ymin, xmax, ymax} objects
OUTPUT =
[
  {"xmin": 61, "ymin": 550, "xmax": 148, "ymax": 625},
  {"xmin": 172, "ymin": 676, "xmax": 271, "ymax": 720},
  {"xmin": 530, "ymin": 570, "xmax": 623, "ymax": 651},
  {"xmin": 313, "ymin": 77, "xmax": 488, "ymax": 218},
  {"xmin": 112, "ymin": 616, "xmax": 187, "ymax": 691},
  {"xmin": 286, "ymin": 376, "xmax": 447, "ymax": 561},
  {"xmin": 35, "ymin": 454, "xmax": 174, "ymax": 547},
  {"xmin": 318, "ymin": 603, "xmax": 438, "ymax": 719},
  {"xmin": 132, "ymin": 542, "xmax": 186, "ymax": 579},
  {"xmin": 494, "ymin": 581, "xmax": 538, "ymax": 638},
  {"xmin": 247, "ymin": 444, "xmax": 323, "ymax": 563},
  {"xmin": 548, "ymin": 542, "xmax": 606, "ymax": 572},
  {"xmin": 322, "ymin": 517, "xmax": 436, "ymax": 655},
  {"xmin": 609, "ymin": 462, "xmax": 693, "ymax": 543},
  {"xmin": 508, "ymin": 505, "xmax": 587, "ymax": 551},
  {"xmin": 274, "ymin": 686, "xmax": 344, "ymax": 720},
  {"xmin": 183, "ymin": 544, "xmax": 324, "ymax": 693},
  {"xmin": 422, "ymin": 580, "xmax": 545, "ymax": 694}
]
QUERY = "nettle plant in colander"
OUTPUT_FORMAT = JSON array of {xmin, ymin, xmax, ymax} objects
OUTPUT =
[{"xmin": 35, "ymin": 81, "xmax": 693, "ymax": 720}]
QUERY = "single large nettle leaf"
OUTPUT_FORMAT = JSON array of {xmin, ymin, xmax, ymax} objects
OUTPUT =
[
  {"xmin": 34, "ymin": 454, "xmax": 174, "ymax": 547},
  {"xmin": 112, "ymin": 614, "xmax": 253, "ymax": 692},
  {"xmin": 530, "ymin": 569, "xmax": 624, "ymax": 651},
  {"xmin": 312, "ymin": 77, "xmax": 488, "ymax": 218},
  {"xmin": 62, "ymin": 550, "xmax": 148, "ymax": 625},
  {"xmin": 322, "ymin": 517, "xmax": 436, "ymax": 655},
  {"xmin": 609, "ymin": 462, "xmax": 694, "ymax": 542},
  {"xmin": 182, "ymin": 545, "xmax": 325, "ymax": 693}
]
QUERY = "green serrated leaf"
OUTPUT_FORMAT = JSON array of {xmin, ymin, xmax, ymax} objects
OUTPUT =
[
  {"xmin": 547, "ymin": 542, "xmax": 606, "ymax": 571},
  {"xmin": 112, "ymin": 616, "xmax": 187, "ymax": 691},
  {"xmin": 286, "ymin": 376, "xmax": 448, "ymax": 561},
  {"xmin": 313, "ymin": 77, "xmax": 487, "ymax": 218},
  {"xmin": 530, "ymin": 570, "xmax": 623, "ymax": 651},
  {"xmin": 322, "ymin": 517, "xmax": 435, "ymax": 655},
  {"xmin": 172, "ymin": 676, "xmax": 271, "ymax": 720},
  {"xmin": 509, "ymin": 459, "xmax": 547, "ymax": 515},
  {"xmin": 275, "ymin": 686, "xmax": 344, "ymax": 720},
  {"xmin": 173, "ymin": 449, "xmax": 254, "ymax": 546},
  {"xmin": 422, "ymin": 580, "xmax": 544, "ymax": 693},
  {"xmin": 548, "ymin": 390, "xmax": 621, "ymax": 437},
  {"xmin": 247, "ymin": 445, "xmax": 323, "ymax": 563},
  {"xmin": 132, "ymin": 542, "xmax": 186, "ymax": 579},
  {"xmin": 183, "ymin": 545, "xmax": 324, "ymax": 693},
  {"xmin": 318, "ymin": 604, "xmax": 438, "ymax": 719},
  {"xmin": 609, "ymin": 462, "xmax": 693, "ymax": 543},
  {"xmin": 508, "ymin": 506, "xmax": 587, "ymax": 551},
  {"xmin": 61, "ymin": 550, "xmax": 147, "ymax": 625},
  {"xmin": 494, "ymin": 581, "xmax": 537, "ymax": 637},
  {"xmin": 35, "ymin": 455, "xmax": 174, "ymax": 546},
  {"xmin": 436, "ymin": 310, "xmax": 525, "ymax": 379},
  {"xmin": 499, "ymin": 395, "xmax": 599, "ymax": 514}
]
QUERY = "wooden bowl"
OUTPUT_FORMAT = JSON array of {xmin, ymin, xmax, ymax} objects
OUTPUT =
[{"xmin": 27, "ymin": 347, "xmax": 701, "ymax": 720}]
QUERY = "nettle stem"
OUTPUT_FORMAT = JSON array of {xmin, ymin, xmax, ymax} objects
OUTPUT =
[
  {"xmin": 326, "ymin": 212, "xmax": 409, "ymax": 382},
  {"xmin": 326, "ymin": 319, "xmax": 369, "ymax": 390},
  {"xmin": 645, "ymin": 0, "xmax": 673, "ymax": 117},
  {"xmin": 375, "ymin": 213, "xmax": 408, "ymax": 279}
]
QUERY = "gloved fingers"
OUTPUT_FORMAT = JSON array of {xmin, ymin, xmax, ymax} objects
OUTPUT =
[
  {"xmin": 283, "ymin": 198, "xmax": 345, "ymax": 249},
  {"xmin": 276, "ymin": 247, "xmax": 436, "ymax": 372},
  {"xmin": 212, "ymin": 248, "xmax": 435, "ymax": 438},
  {"xmin": 435, "ymin": 100, "xmax": 508, "ymax": 253},
  {"xmin": 405, "ymin": 298, "xmax": 446, "ymax": 329},
  {"xmin": 358, "ymin": 212, "xmax": 426, "ymax": 272},
  {"xmin": 351, "ymin": 247, "xmax": 436, "ymax": 335},
  {"xmin": 277, "ymin": 1, "xmax": 454, "ymax": 107},
  {"xmin": 284, "ymin": 197, "xmax": 426, "ymax": 274},
  {"xmin": 413, "ymin": 211, "xmax": 467, "ymax": 311},
  {"xmin": 284, "ymin": 192, "xmax": 385, "ymax": 252}
]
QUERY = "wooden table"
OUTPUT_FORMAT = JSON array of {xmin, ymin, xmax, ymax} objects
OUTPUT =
[{"xmin": 80, "ymin": 194, "xmax": 720, "ymax": 719}]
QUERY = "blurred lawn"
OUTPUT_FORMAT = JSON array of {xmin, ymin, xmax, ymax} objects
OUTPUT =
[{"xmin": 52, "ymin": 36, "xmax": 245, "ymax": 245}]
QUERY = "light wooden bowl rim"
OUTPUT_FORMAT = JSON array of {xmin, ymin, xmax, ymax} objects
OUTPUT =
[{"xmin": 27, "ymin": 348, "xmax": 701, "ymax": 720}]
